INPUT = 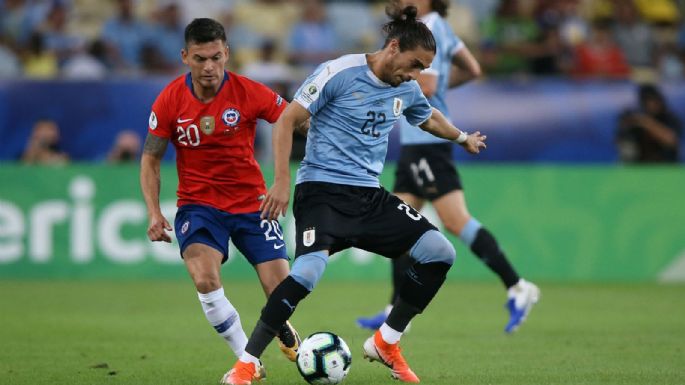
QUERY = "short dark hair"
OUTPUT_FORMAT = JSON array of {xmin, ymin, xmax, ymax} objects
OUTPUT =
[
  {"xmin": 184, "ymin": 18, "xmax": 226, "ymax": 46},
  {"xmin": 431, "ymin": 0, "xmax": 449, "ymax": 17},
  {"xmin": 382, "ymin": 5, "xmax": 436, "ymax": 53},
  {"xmin": 638, "ymin": 84, "xmax": 666, "ymax": 106}
]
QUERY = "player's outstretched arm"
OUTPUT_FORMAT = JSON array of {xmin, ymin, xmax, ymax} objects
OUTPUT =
[
  {"xmin": 260, "ymin": 102, "xmax": 311, "ymax": 221},
  {"xmin": 419, "ymin": 108, "xmax": 487, "ymax": 154},
  {"xmin": 140, "ymin": 133, "xmax": 172, "ymax": 242}
]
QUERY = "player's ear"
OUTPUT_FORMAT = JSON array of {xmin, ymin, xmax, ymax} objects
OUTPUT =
[
  {"xmin": 224, "ymin": 44, "xmax": 230, "ymax": 60},
  {"xmin": 388, "ymin": 39, "xmax": 399, "ymax": 55},
  {"xmin": 181, "ymin": 48, "xmax": 188, "ymax": 65}
]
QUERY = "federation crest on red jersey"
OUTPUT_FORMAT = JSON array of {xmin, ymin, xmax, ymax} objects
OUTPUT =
[{"xmin": 222, "ymin": 108, "xmax": 241, "ymax": 127}]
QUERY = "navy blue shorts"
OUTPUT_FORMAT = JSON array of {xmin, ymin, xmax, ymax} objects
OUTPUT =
[{"xmin": 174, "ymin": 204, "xmax": 288, "ymax": 265}]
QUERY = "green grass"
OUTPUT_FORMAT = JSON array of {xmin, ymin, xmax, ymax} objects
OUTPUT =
[{"xmin": 1, "ymin": 280, "xmax": 684, "ymax": 385}]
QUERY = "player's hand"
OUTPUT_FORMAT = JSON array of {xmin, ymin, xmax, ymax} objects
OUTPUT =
[
  {"xmin": 260, "ymin": 180, "xmax": 290, "ymax": 221},
  {"xmin": 147, "ymin": 213, "xmax": 172, "ymax": 243},
  {"xmin": 460, "ymin": 131, "xmax": 487, "ymax": 154}
]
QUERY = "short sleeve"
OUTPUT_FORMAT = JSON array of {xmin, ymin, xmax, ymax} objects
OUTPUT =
[
  {"xmin": 448, "ymin": 29, "xmax": 466, "ymax": 58},
  {"xmin": 253, "ymin": 81, "xmax": 287, "ymax": 123},
  {"xmin": 403, "ymin": 82, "xmax": 433, "ymax": 126},
  {"xmin": 148, "ymin": 89, "xmax": 173, "ymax": 138},
  {"xmin": 293, "ymin": 62, "xmax": 344, "ymax": 115}
]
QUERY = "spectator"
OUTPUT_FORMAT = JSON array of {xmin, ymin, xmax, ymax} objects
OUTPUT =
[
  {"xmin": 61, "ymin": 38, "xmax": 108, "ymax": 79},
  {"xmin": 612, "ymin": 1, "xmax": 655, "ymax": 70},
  {"xmin": 21, "ymin": 119, "xmax": 69, "ymax": 164},
  {"xmin": 37, "ymin": 2, "xmax": 83, "ymax": 65},
  {"xmin": 616, "ymin": 84, "xmax": 682, "ymax": 163},
  {"xmin": 633, "ymin": 0, "xmax": 680, "ymax": 24},
  {"xmin": 147, "ymin": 1, "xmax": 184, "ymax": 71},
  {"xmin": 656, "ymin": 41, "xmax": 683, "ymax": 80},
  {"xmin": 287, "ymin": 0, "xmax": 339, "ymax": 72},
  {"xmin": 22, "ymin": 32, "xmax": 59, "ymax": 78},
  {"xmin": 107, "ymin": 130, "xmax": 141, "ymax": 163},
  {"xmin": 0, "ymin": 37, "xmax": 21, "ymax": 77},
  {"xmin": 0, "ymin": 0, "xmax": 29, "ymax": 46},
  {"xmin": 242, "ymin": 39, "xmax": 294, "ymax": 85},
  {"xmin": 557, "ymin": 0, "xmax": 590, "ymax": 47},
  {"xmin": 480, "ymin": 0, "xmax": 546, "ymax": 75},
  {"xmin": 101, "ymin": 0, "xmax": 150, "ymax": 73},
  {"xmin": 571, "ymin": 20, "xmax": 630, "ymax": 79}
]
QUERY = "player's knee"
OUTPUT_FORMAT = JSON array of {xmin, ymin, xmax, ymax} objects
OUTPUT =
[
  {"xmin": 194, "ymin": 275, "xmax": 222, "ymax": 294},
  {"xmin": 409, "ymin": 230, "xmax": 456, "ymax": 266},
  {"xmin": 443, "ymin": 214, "xmax": 471, "ymax": 236},
  {"xmin": 289, "ymin": 251, "xmax": 328, "ymax": 291}
]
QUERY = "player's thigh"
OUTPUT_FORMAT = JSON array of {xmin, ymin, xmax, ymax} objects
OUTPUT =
[
  {"xmin": 432, "ymin": 190, "xmax": 471, "ymax": 235},
  {"xmin": 231, "ymin": 213, "xmax": 288, "ymax": 266},
  {"xmin": 253, "ymin": 258, "xmax": 291, "ymax": 296},
  {"xmin": 175, "ymin": 204, "xmax": 230, "ymax": 262},
  {"xmin": 293, "ymin": 183, "xmax": 351, "ymax": 257},
  {"xmin": 356, "ymin": 190, "xmax": 437, "ymax": 258}
]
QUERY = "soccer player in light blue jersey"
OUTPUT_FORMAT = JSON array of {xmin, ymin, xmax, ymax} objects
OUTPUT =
[
  {"xmin": 358, "ymin": 0, "xmax": 540, "ymax": 334},
  {"xmin": 222, "ymin": 6, "xmax": 486, "ymax": 384}
]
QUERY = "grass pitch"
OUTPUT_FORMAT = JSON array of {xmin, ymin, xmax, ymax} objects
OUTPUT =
[{"xmin": 1, "ymin": 280, "xmax": 683, "ymax": 385}]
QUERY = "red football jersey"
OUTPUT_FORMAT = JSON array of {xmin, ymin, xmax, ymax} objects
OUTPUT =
[{"xmin": 148, "ymin": 71, "xmax": 286, "ymax": 213}]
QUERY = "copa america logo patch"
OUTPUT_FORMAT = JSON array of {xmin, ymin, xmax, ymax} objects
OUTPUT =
[
  {"xmin": 181, "ymin": 220, "xmax": 190, "ymax": 234},
  {"xmin": 222, "ymin": 108, "xmax": 240, "ymax": 127},
  {"xmin": 149, "ymin": 111, "xmax": 158, "ymax": 130}
]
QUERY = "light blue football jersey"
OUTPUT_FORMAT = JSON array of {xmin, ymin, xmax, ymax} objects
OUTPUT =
[
  {"xmin": 294, "ymin": 54, "xmax": 432, "ymax": 187},
  {"xmin": 400, "ymin": 12, "xmax": 464, "ymax": 145}
]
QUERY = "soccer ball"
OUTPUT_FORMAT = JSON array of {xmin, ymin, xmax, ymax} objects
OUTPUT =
[{"xmin": 296, "ymin": 332, "xmax": 352, "ymax": 385}]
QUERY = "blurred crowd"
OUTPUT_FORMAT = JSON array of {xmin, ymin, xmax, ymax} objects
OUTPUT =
[
  {"xmin": 3, "ymin": 0, "xmax": 684, "ymax": 164},
  {"xmin": 0, "ymin": 0, "xmax": 684, "ymax": 83}
]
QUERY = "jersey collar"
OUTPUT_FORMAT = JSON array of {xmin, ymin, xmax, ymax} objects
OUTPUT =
[
  {"xmin": 185, "ymin": 71, "xmax": 230, "ymax": 101},
  {"xmin": 421, "ymin": 11, "xmax": 439, "ymax": 27}
]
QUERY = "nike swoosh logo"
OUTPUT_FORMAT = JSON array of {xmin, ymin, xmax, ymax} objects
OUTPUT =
[
  {"xmin": 274, "ymin": 243, "xmax": 285, "ymax": 250},
  {"xmin": 177, "ymin": 118, "xmax": 193, "ymax": 123}
]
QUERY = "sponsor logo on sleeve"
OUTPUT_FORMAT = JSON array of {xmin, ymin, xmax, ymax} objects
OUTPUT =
[
  {"xmin": 276, "ymin": 95, "xmax": 283, "ymax": 106},
  {"xmin": 149, "ymin": 111, "xmax": 158, "ymax": 130}
]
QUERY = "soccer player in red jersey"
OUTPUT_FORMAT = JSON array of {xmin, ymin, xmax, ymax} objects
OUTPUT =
[{"xmin": 139, "ymin": 18, "xmax": 300, "ymax": 381}]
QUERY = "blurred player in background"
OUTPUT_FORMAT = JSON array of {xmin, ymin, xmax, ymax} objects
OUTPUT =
[
  {"xmin": 222, "ymin": 6, "xmax": 486, "ymax": 384},
  {"xmin": 357, "ymin": 0, "xmax": 539, "ymax": 334},
  {"xmin": 139, "ymin": 18, "xmax": 301, "ymax": 381}
]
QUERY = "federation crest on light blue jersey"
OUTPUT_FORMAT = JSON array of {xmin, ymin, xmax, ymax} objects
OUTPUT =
[
  {"xmin": 222, "ymin": 108, "xmax": 240, "ymax": 127},
  {"xmin": 393, "ymin": 98, "xmax": 403, "ymax": 116}
]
